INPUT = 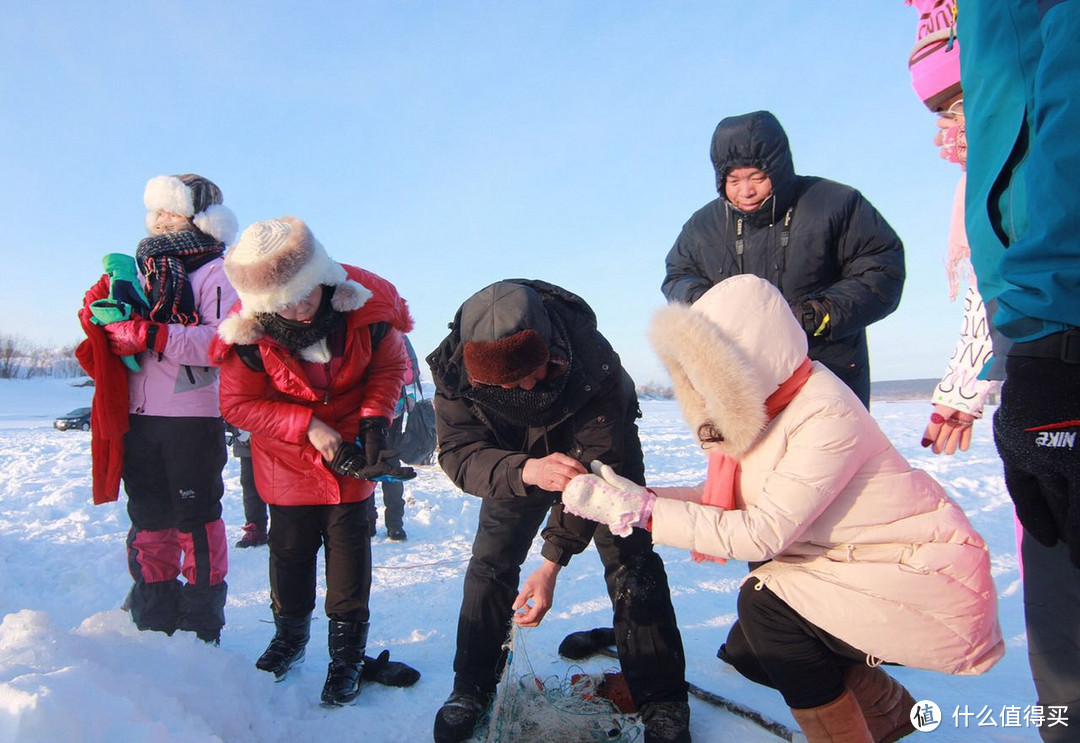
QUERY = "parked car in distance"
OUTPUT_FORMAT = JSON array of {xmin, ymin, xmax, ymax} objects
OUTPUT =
[{"xmin": 54, "ymin": 407, "xmax": 91, "ymax": 432}]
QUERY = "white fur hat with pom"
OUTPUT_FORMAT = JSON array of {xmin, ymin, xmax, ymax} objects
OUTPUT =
[{"xmin": 143, "ymin": 173, "xmax": 238, "ymax": 244}]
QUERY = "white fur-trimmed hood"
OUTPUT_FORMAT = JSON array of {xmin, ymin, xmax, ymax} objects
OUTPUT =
[{"xmin": 648, "ymin": 275, "xmax": 807, "ymax": 458}]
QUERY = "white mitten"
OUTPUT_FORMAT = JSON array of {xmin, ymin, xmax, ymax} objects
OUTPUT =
[{"xmin": 563, "ymin": 465, "xmax": 655, "ymax": 537}]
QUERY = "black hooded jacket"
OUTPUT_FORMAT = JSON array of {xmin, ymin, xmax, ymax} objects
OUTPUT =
[
  {"xmin": 426, "ymin": 279, "xmax": 645, "ymax": 565},
  {"xmin": 661, "ymin": 111, "xmax": 905, "ymax": 405}
]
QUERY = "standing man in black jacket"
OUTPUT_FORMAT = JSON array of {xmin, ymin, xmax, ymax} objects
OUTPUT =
[
  {"xmin": 427, "ymin": 279, "xmax": 690, "ymax": 743},
  {"xmin": 662, "ymin": 110, "xmax": 905, "ymax": 407}
]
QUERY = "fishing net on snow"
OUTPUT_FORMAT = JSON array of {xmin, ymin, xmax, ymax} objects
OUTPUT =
[{"xmin": 479, "ymin": 625, "xmax": 643, "ymax": 743}]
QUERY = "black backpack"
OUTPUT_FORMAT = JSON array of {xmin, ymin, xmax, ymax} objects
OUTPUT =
[{"xmin": 388, "ymin": 336, "xmax": 438, "ymax": 466}]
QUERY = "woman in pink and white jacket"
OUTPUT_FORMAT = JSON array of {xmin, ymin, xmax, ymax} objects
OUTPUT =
[
  {"xmin": 100, "ymin": 174, "xmax": 239, "ymax": 644},
  {"xmin": 563, "ymin": 275, "xmax": 1003, "ymax": 743}
]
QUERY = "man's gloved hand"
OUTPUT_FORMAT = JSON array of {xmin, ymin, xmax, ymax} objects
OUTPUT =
[
  {"xmin": 791, "ymin": 297, "xmax": 831, "ymax": 338},
  {"xmin": 561, "ymin": 460, "xmax": 655, "ymax": 537},
  {"xmin": 102, "ymin": 315, "xmax": 168, "ymax": 357}
]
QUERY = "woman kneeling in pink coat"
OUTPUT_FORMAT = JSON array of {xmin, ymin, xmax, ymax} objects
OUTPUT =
[{"xmin": 563, "ymin": 275, "xmax": 1003, "ymax": 743}]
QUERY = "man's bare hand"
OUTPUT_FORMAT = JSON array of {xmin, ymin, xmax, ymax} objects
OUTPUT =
[
  {"xmin": 522, "ymin": 453, "xmax": 587, "ymax": 492},
  {"xmin": 512, "ymin": 560, "xmax": 561, "ymax": 627}
]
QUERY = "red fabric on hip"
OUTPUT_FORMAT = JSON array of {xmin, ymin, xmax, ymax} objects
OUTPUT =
[{"xmin": 76, "ymin": 274, "xmax": 129, "ymax": 504}]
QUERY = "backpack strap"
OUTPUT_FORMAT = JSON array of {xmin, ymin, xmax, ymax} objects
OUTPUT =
[{"xmin": 235, "ymin": 344, "xmax": 265, "ymax": 373}]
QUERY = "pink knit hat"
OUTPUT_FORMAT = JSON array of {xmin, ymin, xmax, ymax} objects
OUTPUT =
[{"xmin": 905, "ymin": 0, "xmax": 961, "ymax": 112}]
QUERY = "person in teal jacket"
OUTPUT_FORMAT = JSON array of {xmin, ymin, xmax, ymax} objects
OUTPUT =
[{"xmin": 960, "ymin": 3, "xmax": 1080, "ymax": 739}]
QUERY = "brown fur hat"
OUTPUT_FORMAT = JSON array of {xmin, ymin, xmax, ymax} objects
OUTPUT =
[{"xmin": 460, "ymin": 282, "xmax": 552, "ymax": 385}]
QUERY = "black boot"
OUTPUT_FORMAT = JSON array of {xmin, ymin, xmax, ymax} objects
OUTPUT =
[
  {"xmin": 256, "ymin": 613, "xmax": 311, "ymax": 680},
  {"xmin": 321, "ymin": 620, "xmax": 368, "ymax": 707},
  {"xmin": 433, "ymin": 686, "xmax": 492, "ymax": 743}
]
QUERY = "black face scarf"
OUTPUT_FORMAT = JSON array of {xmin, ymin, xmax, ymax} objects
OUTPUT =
[
  {"xmin": 462, "ymin": 309, "xmax": 576, "ymax": 428},
  {"xmin": 256, "ymin": 285, "xmax": 344, "ymax": 355},
  {"xmin": 136, "ymin": 230, "xmax": 225, "ymax": 324}
]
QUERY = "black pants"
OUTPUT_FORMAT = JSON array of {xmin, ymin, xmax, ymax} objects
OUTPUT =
[
  {"xmin": 123, "ymin": 415, "xmax": 228, "ymax": 640},
  {"xmin": 239, "ymin": 456, "xmax": 267, "ymax": 529},
  {"xmin": 453, "ymin": 493, "xmax": 688, "ymax": 706},
  {"xmin": 996, "ymin": 355, "xmax": 1080, "ymax": 742},
  {"xmin": 719, "ymin": 581, "xmax": 866, "ymax": 709},
  {"xmin": 268, "ymin": 499, "xmax": 374, "ymax": 623}
]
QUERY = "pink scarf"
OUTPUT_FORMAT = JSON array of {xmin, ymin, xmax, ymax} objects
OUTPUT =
[{"xmin": 691, "ymin": 358, "xmax": 813, "ymax": 563}]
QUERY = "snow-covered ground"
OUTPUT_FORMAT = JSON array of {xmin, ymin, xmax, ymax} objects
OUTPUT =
[{"xmin": 0, "ymin": 377, "xmax": 1046, "ymax": 741}]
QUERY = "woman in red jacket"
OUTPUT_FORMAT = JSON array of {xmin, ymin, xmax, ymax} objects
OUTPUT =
[{"xmin": 212, "ymin": 216, "xmax": 413, "ymax": 707}]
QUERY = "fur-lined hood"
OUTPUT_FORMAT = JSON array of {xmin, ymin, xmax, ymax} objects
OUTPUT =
[{"xmin": 649, "ymin": 274, "xmax": 807, "ymax": 458}]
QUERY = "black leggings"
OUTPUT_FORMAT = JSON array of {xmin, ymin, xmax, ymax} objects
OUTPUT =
[{"xmin": 719, "ymin": 580, "xmax": 867, "ymax": 709}]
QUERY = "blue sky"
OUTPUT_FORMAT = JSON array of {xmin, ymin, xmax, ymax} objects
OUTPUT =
[{"xmin": 1, "ymin": 1, "xmax": 961, "ymax": 384}]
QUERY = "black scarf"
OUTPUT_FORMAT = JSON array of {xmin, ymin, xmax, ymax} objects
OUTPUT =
[
  {"xmin": 256, "ymin": 286, "xmax": 344, "ymax": 355},
  {"xmin": 136, "ymin": 230, "xmax": 225, "ymax": 325},
  {"xmin": 463, "ymin": 311, "xmax": 576, "ymax": 428}
]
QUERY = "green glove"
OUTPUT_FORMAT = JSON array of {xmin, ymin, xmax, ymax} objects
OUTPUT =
[{"xmin": 89, "ymin": 253, "xmax": 151, "ymax": 371}]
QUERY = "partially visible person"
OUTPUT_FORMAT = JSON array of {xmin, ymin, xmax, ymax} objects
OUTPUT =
[
  {"xmin": 661, "ymin": 110, "xmax": 905, "ymax": 407},
  {"xmin": 212, "ymin": 217, "xmax": 413, "ymax": 707},
  {"xmin": 375, "ymin": 334, "xmax": 421, "ymax": 542},
  {"xmin": 565, "ymin": 275, "xmax": 1004, "ymax": 743},
  {"xmin": 226, "ymin": 423, "xmax": 268, "ymax": 548},
  {"xmin": 959, "ymin": 3, "xmax": 1080, "ymax": 739},
  {"xmin": 427, "ymin": 279, "xmax": 690, "ymax": 743},
  {"xmin": 902, "ymin": 0, "xmax": 999, "ymax": 455},
  {"xmin": 81, "ymin": 173, "xmax": 239, "ymax": 645}
]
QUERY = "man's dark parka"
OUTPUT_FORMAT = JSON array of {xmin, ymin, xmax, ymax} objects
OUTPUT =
[
  {"xmin": 427, "ymin": 279, "xmax": 644, "ymax": 566},
  {"xmin": 662, "ymin": 110, "xmax": 905, "ymax": 405}
]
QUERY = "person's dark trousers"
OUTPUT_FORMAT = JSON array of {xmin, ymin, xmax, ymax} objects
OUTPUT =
[
  {"xmin": 719, "ymin": 581, "xmax": 866, "ymax": 709},
  {"xmin": 380, "ymin": 415, "xmax": 406, "ymax": 531},
  {"xmin": 123, "ymin": 415, "xmax": 228, "ymax": 641},
  {"xmin": 1021, "ymin": 531, "xmax": 1080, "ymax": 743},
  {"xmin": 453, "ymin": 493, "xmax": 553, "ymax": 695},
  {"xmin": 268, "ymin": 499, "xmax": 374, "ymax": 623},
  {"xmin": 593, "ymin": 521, "xmax": 688, "ymax": 707},
  {"xmin": 995, "ymin": 354, "xmax": 1080, "ymax": 742},
  {"xmin": 453, "ymin": 494, "xmax": 688, "ymax": 707},
  {"xmin": 239, "ymin": 455, "xmax": 267, "ymax": 530}
]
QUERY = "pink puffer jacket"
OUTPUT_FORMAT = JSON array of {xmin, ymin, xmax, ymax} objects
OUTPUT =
[{"xmin": 648, "ymin": 275, "xmax": 1004, "ymax": 675}]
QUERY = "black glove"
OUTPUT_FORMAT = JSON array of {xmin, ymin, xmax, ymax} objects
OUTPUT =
[
  {"xmin": 327, "ymin": 442, "xmax": 370, "ymax": 479},
  {"xmin": 792, "ymin": 297, "xmax": 831, "ymax": 338},
  {"xmin": 362, "ymin": 649, "xmax": 421, "ymax": 687},
  {"xmin": 327, "ymin": 419, "xmax": 417, "ymax": 483}
]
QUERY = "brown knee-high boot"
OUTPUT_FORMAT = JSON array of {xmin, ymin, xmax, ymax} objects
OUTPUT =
[
  {"xmin": 790, "ymin": 689, "xmax": 873, "ymax": 743},
  {"xmin": 844, "ymin": 665, "xmax": 916, "ymax": 742}
]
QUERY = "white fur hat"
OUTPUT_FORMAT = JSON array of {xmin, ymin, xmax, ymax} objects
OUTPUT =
[
  {"xmin": 143, "ymin": 173, "xmax": 238, "ymax": 244},
  {"xmin": 223, "ymin": 216, "xmax": 351, "ymax": 316}
]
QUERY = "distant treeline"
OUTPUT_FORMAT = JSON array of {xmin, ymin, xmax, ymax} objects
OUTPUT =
[{"xmin": 0, "ymin": 335, "xmax": 83, "ymax": 379}]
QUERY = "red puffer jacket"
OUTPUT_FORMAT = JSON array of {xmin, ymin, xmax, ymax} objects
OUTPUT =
[{"xmin": 212, "ymin": 265, "xmax": 413, "ymax": 506}]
